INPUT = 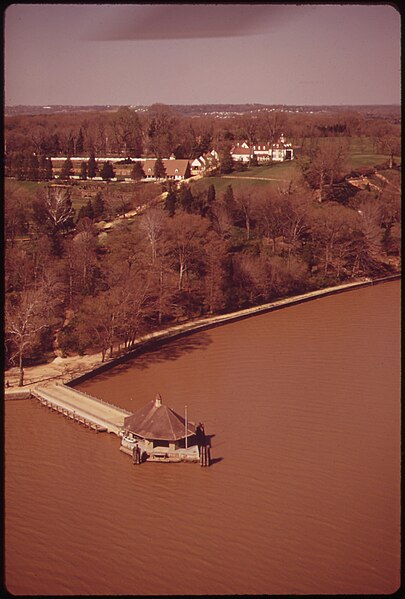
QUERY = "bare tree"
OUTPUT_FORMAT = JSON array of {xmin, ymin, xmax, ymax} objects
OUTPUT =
[
  {"xmin": 105, "ymin": 222, "xmax": 148, "ymax": 282},
  {"xmin": 140, "ymin": 206, "xmax": 166, "ymax": 265},
  {"xmin": 62, "ymin": 230, "xmax": 99, "ymax": 305},
  {"xmin": 111, "ymin": 107, "xmax": 143, "ymax": 156},
  {"xmin": 371, "ymin": 122, "xmax": 401, "ymax": 169},
  {"xmin": 308, "ymin": 204, "xmax": 355, "ymax": 275},
  {"xmin": 257, "ymin": 110, "xmax": 286, "ymax": 143},
  {"xmin": 357, "ymin": 200, "xmax": 384, "ymax": 262},
  {"xmin": 300, "ymin": 140, "xmax": 348, "ymax": 202},
  {"xmin": 279, "ymin": 190, "xmax": 312, "ymax": 261},
  {"xmin": 44, "ymin": 186, "xmax": 75, "ymax": 230},
  {"xmin": 5, "ymin": 287, "xmax": 51, "ymax": 386},
  {"xmin": 4, "ymin": 181, "xmax": 30, "ymax": 246},
  {"xmin": 202, "ymin": 232, "xmax": 228, "ymax": 313},
  {"xmin": 234, "ymin": 186, "xmax": 257, "ymax": 241},
  {"xmin": 254, "ymin": 189, "xmax": 284, "ymax": 253},
  {"xmin": 163, "ymin": 212, "xmax": 208, "ymax": 291}
]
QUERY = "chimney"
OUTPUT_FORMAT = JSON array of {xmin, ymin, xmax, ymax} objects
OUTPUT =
[{"xmin": 155, "ymin": 393, "xmax": 162, "ymax": 407}]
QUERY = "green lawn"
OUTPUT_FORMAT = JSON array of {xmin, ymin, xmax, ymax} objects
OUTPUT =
[
  {"xmin": 190, "ymin": 161, "xmax": 299, "ymax": 195},
  {"xmin": 229, "ymin": 160, "xmax": 297, "ymax": 180},
  {"xmin": 190, "ymin": 175, "xmax": 275, "ymax": 195},
  {"xmin": 10, "ymin": 180, "xmax": 46, "ymax": 194},
  {"xmin": 346, "ymin": 137, "xmax": 386, "ymax": 169},
  {"xmin": 314, "ymin": 136, "xmax": 401, "ymax": 170}
]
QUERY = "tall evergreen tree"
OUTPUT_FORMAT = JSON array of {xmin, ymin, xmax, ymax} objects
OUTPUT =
[
  {"xmin": 67, "ymin": 132, "xmax": 75, "ymax": 156},
  {"xmin": 77, "ymin": 198, "xmax": 94, "ymax": 221},
  {"xmin": 100, "ymin": 161, "xmax": 115, "ymax": 181},
  {"xmin": 92, "ymin": 192, "xmax": 105, "ymax": 220},
  {"xmin": 200, "ymin": 183, "xmax": 216, "ymax": 219},
  {"xmin": 87, "ymin": 152, "xmax": 98, "ymax": 178},
  {"xmin": 153, "ymin": 156, "xmax": 166, "ymax": 180},
  {"xmin": 131, "ymin": 161, "xmax": 145, "ymax": 181},
  {"xmin": 223, "ymin": 184, "xmax": 236, "ymax": 221},
  {"xmin": 220, "ymin": 146, "xmax": 234, "ymax": 174},
  {"xmin": 207, "ymin": 183, "xmax": 216, "ymax": 205},
  {"xmin": 178, "ymin": 186, "xmax": 194, "ymax": 213},
  {"xmin": 45, "ymin": 157, "xmax": 53, "ymax": 181},
  {"xmin": 39, "ymin": 154, "xmax": 48, "ymax": 181},
  {"xmin": 223, "ymin": 184, "xmax": 235, "ymax": 210},
  {"xmin": 28, "ymin": 154, "xmax": 39, "ymax": 181},
  {"xmin": 60, "ymin": 157, "xmax": 73, "ymax": 180},
  {"xmin": 80, "ymin": 161, "xmax": 88, "ymax": 180},
  {"xmin": 164, "ymin": 189, "xmax": 177, "ymax": 217},
  {"xmin": 76, "ymin": 127, "xmax": 85, "ymax": 155}
]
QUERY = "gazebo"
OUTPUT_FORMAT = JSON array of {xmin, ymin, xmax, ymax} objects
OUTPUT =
[{"xmin": 122, "ymin": 394, "xmax": 197, "ymax": 453}]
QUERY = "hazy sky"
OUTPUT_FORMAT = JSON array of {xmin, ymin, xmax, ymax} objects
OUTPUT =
[{"xmin": 4, "ymin": 3, "xmax": 401, "ymax": 106}]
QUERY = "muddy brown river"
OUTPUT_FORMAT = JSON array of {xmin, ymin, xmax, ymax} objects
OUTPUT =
[{"xmin": 5, "ymin": 280, "xmax": 400, "ymax": 595}]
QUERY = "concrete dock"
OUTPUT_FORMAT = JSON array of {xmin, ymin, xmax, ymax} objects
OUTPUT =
[{"xmin": 31, "ymin": 383, "xmax": 132, "ymax": 435}]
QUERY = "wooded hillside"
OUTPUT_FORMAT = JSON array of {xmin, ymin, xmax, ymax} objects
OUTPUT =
[{"xmin": 5, "ymin": 105, "xmax": 401, "ymax": 385}]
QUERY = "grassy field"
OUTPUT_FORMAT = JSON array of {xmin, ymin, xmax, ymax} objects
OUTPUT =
[
  {"xmin": 10, "ymin": 180, "xmax": 45, "ymax": 194},
  {"xmin": 8, "ymin": 178, "xmax": 148, "ymax": 214},
  {"xmin": 190, "ymin": 161, "xmax": 299, "ymax": 195},
  {"xmin": 9, "ymin": 179, "xmax": 90, "ymax": 212},
  {"xmin": 314, "ymin": 135, "xmax": 401, "ymax": 170},
  {"xmin": 190, "ymin": 174, "xmax": 287, "ymax": 195},
  {"xmin": 229, "ymin": 160, "xmax": 298, "ymax": 180}
]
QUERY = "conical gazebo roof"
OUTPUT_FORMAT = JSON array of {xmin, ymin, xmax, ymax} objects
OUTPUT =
[{"xmin": 123, "ymin": 394, "xmax": 196, "ymax": 441}]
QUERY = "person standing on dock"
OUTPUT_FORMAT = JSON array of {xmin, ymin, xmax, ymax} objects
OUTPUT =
[
  {"xmin": 196, "ymin": 422, "xmax": 206, "ymax": 449},
  {"xmin": 132, "ymin": 443, "xmax": 141, "ymax": 465}
]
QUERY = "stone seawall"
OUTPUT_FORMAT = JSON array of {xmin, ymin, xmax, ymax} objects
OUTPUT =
[
  {"xmin": 4, "ymin": 388, "xmax": 33, "ymax": 400},
  {"xmin": 66, "ymin": 274, "xmax": 400, "ymax": 388}
]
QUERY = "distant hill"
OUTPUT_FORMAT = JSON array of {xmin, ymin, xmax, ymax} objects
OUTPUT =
[
  {"xmin": 4, "ymin": 105, "xmax": 121, "ymax": 116},
  {"xmin": 5, "ymin": 103, "xmax": 400, "ymax": 120}
]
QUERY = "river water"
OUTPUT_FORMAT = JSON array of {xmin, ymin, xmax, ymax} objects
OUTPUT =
[{"xmin": 5, "ymin": 281, "xmax": 400, "ymax": 595}]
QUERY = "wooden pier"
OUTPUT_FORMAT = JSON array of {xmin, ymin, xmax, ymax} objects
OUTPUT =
[
  {"xmin": 31, "ymin": 383, "xmax": 132, "ymax": 435},
  {"xmin": 22, "ymin": 384, "xmax": 212, "ymax": 466}
]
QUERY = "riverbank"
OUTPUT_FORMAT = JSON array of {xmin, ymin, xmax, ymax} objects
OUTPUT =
[{"xmin": 4, "ymin": 273, "xmax": 400, "ymax": 394}]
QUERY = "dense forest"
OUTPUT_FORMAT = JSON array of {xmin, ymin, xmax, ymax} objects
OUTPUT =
[{"xmin": 4, "ymin": 105, "xmax": 401, "ymax": 385}]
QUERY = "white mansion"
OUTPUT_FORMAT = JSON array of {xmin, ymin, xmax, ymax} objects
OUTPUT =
[{"xmin": 231, "ymin": 134, "xmax": 294, "ymax": 163}]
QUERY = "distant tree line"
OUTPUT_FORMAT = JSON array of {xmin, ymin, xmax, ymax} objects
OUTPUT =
[{"xmin": 4, "ymin": 104, "xmax": 401, "ymax": 165}]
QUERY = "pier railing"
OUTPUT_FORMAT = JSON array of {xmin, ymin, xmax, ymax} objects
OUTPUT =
[
  {"xmin": 57, "ymin": 382, "xmax": 132, "ymax": 415},
  {"xmin": 31, "ymin": 383, "xmax": 132, "ymax": 435}
]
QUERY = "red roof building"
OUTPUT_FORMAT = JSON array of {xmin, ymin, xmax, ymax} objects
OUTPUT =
[{"xmin": 142, "ymin": 159, "xmax": 191, "ymax": 181}]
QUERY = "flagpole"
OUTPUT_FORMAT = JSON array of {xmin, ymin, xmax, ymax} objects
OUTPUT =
[{"xmin": 185, "ymin": 405, "xmax": 188, "ymax": 449}]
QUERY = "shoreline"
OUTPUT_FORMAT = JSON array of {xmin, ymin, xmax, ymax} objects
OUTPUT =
[{"xmin": 4, "ymin": 273, "xmax": 400, "ymax": 396}]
